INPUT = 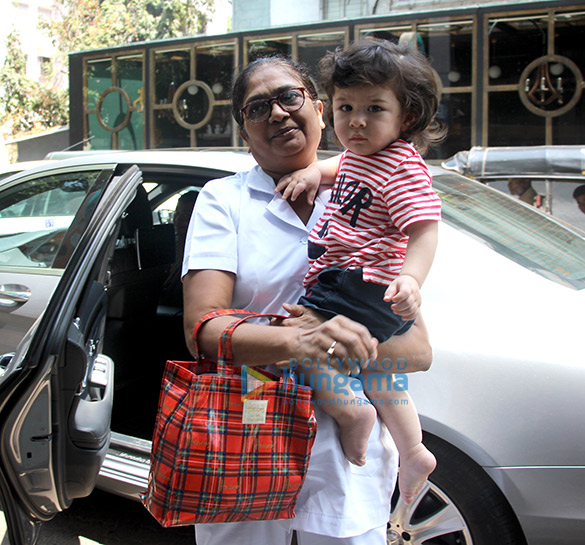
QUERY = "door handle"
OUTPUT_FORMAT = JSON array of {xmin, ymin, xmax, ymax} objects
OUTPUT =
[{"xmin": 0, "ymin": 284, "xmax": 31, "ymax": 308}]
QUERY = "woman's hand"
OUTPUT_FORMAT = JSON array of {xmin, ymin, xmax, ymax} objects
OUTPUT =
[
  {"xmin": 278, "ymin": 314, "xmax": 378, "ymax": 374},
  {"xmin": 274, "ymin": 302, "xmax": 326, "ymax": 329},
  {"xmin": 185, "ymin": 271, "xmax": 378, "ymax": 372}
]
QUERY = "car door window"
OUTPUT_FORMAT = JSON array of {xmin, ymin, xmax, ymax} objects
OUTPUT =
[{"xmin": 0, "ymin": 171, "xmax": 101, "ymax": 269}]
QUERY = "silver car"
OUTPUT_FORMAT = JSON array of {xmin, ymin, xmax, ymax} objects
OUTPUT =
[{"xmin": 0, "ymin": 150, "xmax": 583, "ymax": 545}]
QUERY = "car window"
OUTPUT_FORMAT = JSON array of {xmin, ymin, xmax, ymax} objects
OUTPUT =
[
  {"xmin": 434, "ymin": 171, "xmax": 585, "ymax": 290},
  {"xmin": 151, "ymin": 186, "xmax": 201, "ymax": 225},
  {"xmin": 0, "ymin": 171, "xmax": 101, "ymax": 269}
]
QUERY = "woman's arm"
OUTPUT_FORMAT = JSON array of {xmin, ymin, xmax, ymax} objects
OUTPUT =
[
  {"xmin": 281, "ymin": 303, "xmax": 433, "ymax": 373},
  {"xmin": 183, "ymin": 269, "xmax": 378, "ymax": 367}
]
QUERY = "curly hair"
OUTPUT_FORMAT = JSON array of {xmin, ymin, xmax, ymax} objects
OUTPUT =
[
  {"xmin": 231, "ymin": 55, "xmax": 319, "ymax": 128},
  {"xmin": 318, "ymin": 39, "xmax": 446, "ymax": 154}
]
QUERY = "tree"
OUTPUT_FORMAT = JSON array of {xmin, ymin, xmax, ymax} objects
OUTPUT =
[
  {"xmin": 147, "ymin": 0, "xmax": 215, "ymax": 39},
  {"xmin": 1, "ymin": 1, "xmax": 215, "ymax": 138},
  {"xmin": 44, "ymin": 0, "xmax": 216, "ymax": 54},
  {"xmin": 0, "ymin": 30, "xmax": 68, "ymax": 135},
  {"xmin": 0, "ymin": 31, "xmax": 32, "ymax": 133}
]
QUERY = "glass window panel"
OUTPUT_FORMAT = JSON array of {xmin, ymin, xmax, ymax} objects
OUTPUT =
[
  {"xmin": 247, "ymin": 37, "xmax": 292, "ymax": 61},
  {"xmin": 488, "ymin": 91, "xmax": 545, "ymax": 146},
  {"xmin": 487, "ymin": 14, "xmax": 548, "ymax": 86},
  {"xmin": 429, "ymin": 93, "xmax": 472, "ymax": 159},
  {"xmin": 554, "ymin": 10, "xmax": 585, "ymax": 73},
  {"xmin": 195, "ymin": 43, "xmax": 235, "ymax": 102},
  {"xmin": 154, "ymin": 49, "xmax": 190, "ymax": 105},
  {"xmin": 298, "ymin": 32, "xmax": 346, "ymax": 82},
  {"xmin": 175, "ymin": 83, "xmax": 210, "ymax": 126},
  {"xmin": 358, "ymin": 26, "xmax": 411, "ymax": 43},
  {"xmin": 153, "ymin": 114, "xmax": 190, "ymax": 148},
  {"xmin": 87, "ymin": 114, "xmax": 113, "ymax": 149},
  {"xmin": 118, "ymin": 112, "xmax": 143, "ymax": 150},
  {"xmin": 417, "ymin": 21, "xmax": 474, "ymax": 88},
  {"xmin": 522, "ymin": 58, "xmax": 579, "ymax": 114},
  {"xmin": 86, "ymin": 59, "xmax": 111, "ymax": 111},
  {"xmin": 553, "ymin": 95, "xmax": 585, "ymax": 145},
  {"xmin": 196, "ymin": 106, "xmax": 233, "ymax": 146},
  {"xmin": 99, "ymin": 89, "xmax": 129, "ymax": 139},
  {"xmin": 118, "ymin": 55, "xmax": 143, "ymax": 109}
]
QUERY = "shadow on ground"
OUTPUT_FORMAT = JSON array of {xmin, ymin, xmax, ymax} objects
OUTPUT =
[{"xmin": 2, "ymin": 490, "xmax": 194, "ymax": 545}]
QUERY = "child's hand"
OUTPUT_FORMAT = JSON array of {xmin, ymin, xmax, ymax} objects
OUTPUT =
[
  {"xmin": 383, "ymin": 275, "xmax": 421, "ymax": 321},
  {"xmin": 275, "ymin": 165, "xmax": 322, "ymax": 205}
]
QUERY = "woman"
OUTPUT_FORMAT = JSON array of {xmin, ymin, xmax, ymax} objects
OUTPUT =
[{"xmin": 182, "ymin": 56, "xmax": 432, "ymax": 545}]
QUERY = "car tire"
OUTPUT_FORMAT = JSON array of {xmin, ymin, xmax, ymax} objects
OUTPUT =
[{"xmin": 388, "ymin": 433, "xmax": 527, "ymax": 545}]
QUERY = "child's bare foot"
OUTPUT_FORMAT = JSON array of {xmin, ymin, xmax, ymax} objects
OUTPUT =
[
  {"xmin": 337, "ymin": 401, "xmax": 377, "ymax": 466},
  {"xmin": 398, "ymin": 443, "xmax": 437, "ymax": 504}
]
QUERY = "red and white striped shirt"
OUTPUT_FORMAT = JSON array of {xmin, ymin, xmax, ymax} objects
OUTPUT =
[{"xmin": 304, "ymin": 140, "xmax": 441, "ymax": 288}]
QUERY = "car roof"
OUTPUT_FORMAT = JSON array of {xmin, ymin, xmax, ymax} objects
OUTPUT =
[
  {"xmin": 441, "ymin": 145, "xmax": 585, "ymax": 182},
  {"xmin": 0, "ymin": 148, "xmax": 258, "ymax": 183},
  {"xmin": 0, "ymin": 159, "xmax": 54, "ymax": 181}
]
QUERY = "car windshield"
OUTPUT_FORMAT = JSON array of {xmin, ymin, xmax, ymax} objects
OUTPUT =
[{"xmin": 434, "ymin": 170, "xmax": 585, "ymax": 290}]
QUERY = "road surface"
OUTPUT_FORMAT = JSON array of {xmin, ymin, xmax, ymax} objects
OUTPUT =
[{"xmin": 1, "ymin": 490, "xmax": 194, "ymax": 545}]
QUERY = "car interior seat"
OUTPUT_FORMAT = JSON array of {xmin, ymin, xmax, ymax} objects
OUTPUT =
[{"xmin": 103, "ymin": 184, "xmax": 175, "ymax": 433}]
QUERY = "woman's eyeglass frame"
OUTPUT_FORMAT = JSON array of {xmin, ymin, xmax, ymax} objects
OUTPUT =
[{"xmin": 240, "ymin": 87, "xmax": 309, "ymax": 124}]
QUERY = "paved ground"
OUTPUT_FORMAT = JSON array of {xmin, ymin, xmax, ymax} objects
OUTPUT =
[{"xmin": 1, "ymin": 490, "xmax": 194, "ymax": 545}]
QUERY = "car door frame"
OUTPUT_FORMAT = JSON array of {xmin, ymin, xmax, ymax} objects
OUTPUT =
[{"xmin": 0, "ymin": 165, "xmax": 144, "ymax": 545}]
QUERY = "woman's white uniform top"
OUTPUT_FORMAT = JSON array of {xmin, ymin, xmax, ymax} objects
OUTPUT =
[{"xmin": 183, "ymin": 165, "xmax": 398, "ymax": 538}]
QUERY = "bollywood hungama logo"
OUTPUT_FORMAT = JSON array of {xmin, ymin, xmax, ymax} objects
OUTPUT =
[{"xmin": 240, "ymin": 358, "xmax": 409, "ymax": 400}]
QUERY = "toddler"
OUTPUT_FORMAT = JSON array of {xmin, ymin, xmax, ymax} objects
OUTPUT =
[{"xmin": 277, "ymin": 39, "xmax": 444, "ymax": 504}]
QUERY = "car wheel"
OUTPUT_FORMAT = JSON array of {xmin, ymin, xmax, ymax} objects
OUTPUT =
[{"xmin": 388, "ymin": 434, "xmax": 527, "ymax": 545}]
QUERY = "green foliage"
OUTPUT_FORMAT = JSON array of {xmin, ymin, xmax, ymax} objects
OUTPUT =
[
  {"xmin": 1, "ymin": 1, "xmax": 215, "ymax": 137},
  {"xmin": 147, "ymin": 0, "xmax": 214, "ymax": 40},
  {"xmin": 1, "ymin": 30, "xmax": 67, "ymax": 135},
  {"xmin": 44, "ymin": 0, "xmax": 216, "ymax": 53},
  {"xmin": 0, "ymin": 31, "xmax": 32, "ymax": 129},
  {"xmin": 31, "ymin": 86, "xmax": 69, "ymax": 128}
]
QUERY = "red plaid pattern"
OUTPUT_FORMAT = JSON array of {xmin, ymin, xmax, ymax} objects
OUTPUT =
[{"xmin": 141, "ymin": 309, "xmax": 317, "ymax": 526}]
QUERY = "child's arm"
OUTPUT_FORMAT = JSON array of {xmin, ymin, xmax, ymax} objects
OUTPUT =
[
  {"xmin": 275, "ymin": 154, "xmax": 341, "ymax": 205},
  {"xmin": 383, "ymin": 220, "xmax": 438, "ymax": 321}
]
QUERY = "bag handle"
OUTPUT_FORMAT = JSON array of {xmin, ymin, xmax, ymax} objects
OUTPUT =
[
  {"xmin": 192, "ymin": 308, "xmax": 255, "ymax": 358},
  {"xmin": 218, "ymin": 312, "xmax": 286, "ymax": 374},
  {"xmin": 192, "ymin": 309, "xmax": 286, "ymax": 375}
]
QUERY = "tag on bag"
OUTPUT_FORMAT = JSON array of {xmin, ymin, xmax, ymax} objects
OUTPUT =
[{"xmin": 242, "ymin": 399, "xmax": 268, "ymax": 424}]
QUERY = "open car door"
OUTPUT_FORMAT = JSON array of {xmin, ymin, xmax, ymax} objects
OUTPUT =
[{"xmin": 0, "ymin": 166, "xmax": 144, "ymax": 545}]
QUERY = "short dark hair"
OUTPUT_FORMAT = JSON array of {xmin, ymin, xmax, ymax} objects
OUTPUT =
[
  {"xmin": 318, "ymin": 39, "xmax": 445, "ymax": 154},
  {"xmin": 573, "ymin": 184, "xmax": 585, "ymax": 200},
  {"xmin": 231, "ymin": 56, "xmax": 319, "ymax": 127}
]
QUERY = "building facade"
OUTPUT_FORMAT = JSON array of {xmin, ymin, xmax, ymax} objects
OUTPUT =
[
  {"xmin": 0, "ymin": 0, "xmax": 61, "ymax": 87},
  {"xmin": 68, "ymin": 0, "xmax": 585, "ymax": 159}
]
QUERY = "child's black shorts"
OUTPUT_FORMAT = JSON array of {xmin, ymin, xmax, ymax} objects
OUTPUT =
[{"xmin": 298, "ymin": 267, "xmax": 414, "ymax": 342}]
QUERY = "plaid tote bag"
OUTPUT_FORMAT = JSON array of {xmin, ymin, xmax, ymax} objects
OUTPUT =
[{"xmin": 141, "ymin": 309, "xmax": 317, "ymax": 526}]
